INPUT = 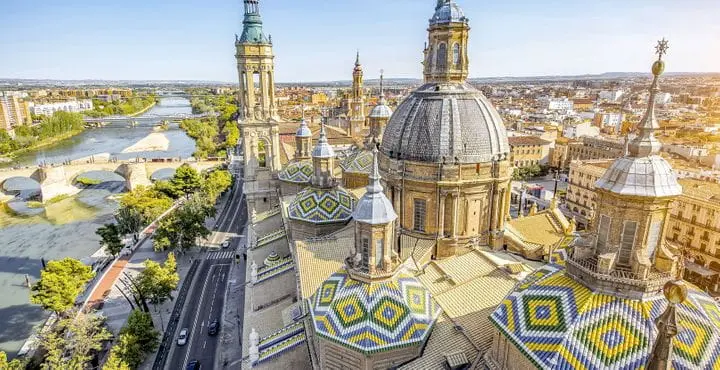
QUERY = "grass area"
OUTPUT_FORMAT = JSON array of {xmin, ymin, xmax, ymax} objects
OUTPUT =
[
  {"xmin": 127, "ymin": 101, "xmax": 157, "ymax": 117},
  {"xmin": 76, "ymin": 177, "xmax": 102, "ymax": 186},
  {"xmin": 27, "ymin": 201, "xmax": 44, "ymax": 209},
  {"xmin": 46, "ymin": 194, "xmax": 71, "ymax": 205},
  {"xmin": 0, "ymin": 128, "xmax": 84, "ymax": 160}
]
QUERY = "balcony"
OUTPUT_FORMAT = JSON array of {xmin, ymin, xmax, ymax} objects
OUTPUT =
[{"xmin": 566, "ymin": 256, "xmax": 673, "ymax": 299}]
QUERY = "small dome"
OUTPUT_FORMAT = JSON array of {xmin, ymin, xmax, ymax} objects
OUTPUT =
[
  {"xmin": 312, "ymin": 124, "xmax": 335, "ymax": 158},
  {"xmin": 310, "ymin": 270, "xmax": 441, "ymax": 354},
  {"xmin": 341, "ymin": 150, "xmax": 373, "ymax": 175},
  {"xmin": 289, "ymin": 187, "xmax": 356, "ymax": 224},
  {"xmin": 353, "ymin": 149, "xmax": 397, "ymax": 225},
  {"xmin": 490, "ymin": 265, "xmax": 720, "ymax": 370},
  {"xmin": 430, "ymin": 1, "xmax": 467, "ymax": 26},
  {"xmin": 595, "ymin": 156, "xmax": 682, "ymax": 197},
  {"xmin": 368, "ymin": 101, "xmax": 393, "ymax": 119},
  {"xmin": 296, "ymin": 120, "xmax": 312, "ymax": 138},
  {"xmin": 278, "ymin": 160, "xmax": 313, "ymax": 184},
  {"xmin": 381, "ymin": 83, "xmax": 510, "ymax": 164}
]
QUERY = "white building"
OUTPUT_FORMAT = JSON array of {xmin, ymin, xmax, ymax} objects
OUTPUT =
[
  {"xmin": 598, "ymin": 90, "xmax": 624, "ymax": 102},
  {"xmin": 563, "ymin": 121, "xmax": 600, "ymax": 139},
  {"xmin": 546, "ymin": 97, "xmax": 574, "ymax": 111},
  {"xmin": 593, "ymin": 112, "xmax": 623, "ymax": 132},
  {"xmin": 655, "ymin": 92, "xmax": 672, "ymax": 105},
  {"xmin": 664, "ymin": 143, "xmax": 709, "ymax": 160},
  {"xmin": 29, "ymin": 100, "xmax": 93, "ymax": 116}
]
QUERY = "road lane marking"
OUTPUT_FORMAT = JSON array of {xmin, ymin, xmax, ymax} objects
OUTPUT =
[{"xmin": 182, "ymin": 264, "xmax": 215, "ymax": 369}]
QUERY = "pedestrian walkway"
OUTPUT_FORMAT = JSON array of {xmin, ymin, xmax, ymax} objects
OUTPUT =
[{"xmin": 208, "ymin": 250, "xmax": 235, "ymax": 260}]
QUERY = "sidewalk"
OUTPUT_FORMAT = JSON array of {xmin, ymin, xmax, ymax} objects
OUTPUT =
[{"xmin": 215, "ymin": 234, "xmax": 248, "ymax": 369}]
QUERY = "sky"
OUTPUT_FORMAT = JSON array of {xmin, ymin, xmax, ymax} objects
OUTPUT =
[{"xmin": 1, "ymin": 0, "xmax": 719, "ymax": 82}]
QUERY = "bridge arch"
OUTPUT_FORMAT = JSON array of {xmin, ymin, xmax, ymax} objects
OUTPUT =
[
  {"xmin": 1, "ymin": 176, "xmax": 41, "ymax": 199},
  {"xmin": 70, "ymin": 170, "xmax": 127, "ymax": 187},
  {"xmin": 150, "ymin": 168, "xmax": 177, "ymax": 182}
]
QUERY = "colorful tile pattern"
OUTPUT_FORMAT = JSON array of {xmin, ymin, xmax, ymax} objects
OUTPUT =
[
  {"xmin": 490, "ymin": 266, "xmax": 720, "ymax": 370},
  {"xmin": 279, "ymin": 160, "xmax": 313, "ymax": 184},
  {"xmin": 341, "ymin": 150, "xmax": 373, "ymax": 174},
  {"xmin": 289, "ymin": 187, "xmax": 356, "ymax": 224},
  {"xmin": 310, "ymin": 270, "xmax": 442, "ymax": 354}
]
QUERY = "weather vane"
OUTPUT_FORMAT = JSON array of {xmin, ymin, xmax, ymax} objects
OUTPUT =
[{"xmin": 655, "ymin": 38, "xmax": 669, "ymax": 60}]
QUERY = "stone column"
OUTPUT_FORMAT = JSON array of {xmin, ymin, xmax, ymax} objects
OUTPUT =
[
  {"xmin": 452, "ymin": 192, "xmax": 459, "ymax": 238},
  {"xmin": 247, "ymin": 69, "xmax": 256, "ymax": 120},
  {"xmin": 259, "ymin": 68, "xmax": 269, "ymax": 119},
  {"xmin": 438, "ymin": 192, "xmax": 446, "ymax": 238}
]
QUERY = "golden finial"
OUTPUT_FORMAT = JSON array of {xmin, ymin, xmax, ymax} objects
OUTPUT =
[{"xmin": 663, "ymin": 280, "xmax": 687, "ymax": 305}]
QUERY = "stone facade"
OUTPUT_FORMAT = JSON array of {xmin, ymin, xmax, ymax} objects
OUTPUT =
[
  {"xmin": 508, "ymin": 135, "xmax": 551, "ymax": 168},
  {"xmin": 552, "ymin": 136, "xmax": 625, "ymax": 170},
  {"xmin": 565, "ymin": 159, "xmax": 613, "ymax": 227}
]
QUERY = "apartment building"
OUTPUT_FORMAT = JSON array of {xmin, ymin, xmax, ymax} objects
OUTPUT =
[
  {"xmin": 0, "ymin": 92, "xmax": 31, "ymax": 131},
  {"xmin": 551, "ymin": 136, "xmax": 625, "ymax": 170},
  {"xmin": 29, "ymin": 100, "xmax": 93, "ymax": 116},
  {"xmin": 508, "ymin": 135, "xmax": 552, "ymax": 167}
]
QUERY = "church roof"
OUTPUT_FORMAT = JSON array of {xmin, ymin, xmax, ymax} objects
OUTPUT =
[
  {"xmin": 595, "ymin": 155, "xmax": 683, "ymax": 197},
  {"xmin": 288, "ymin": 187, "xmax": 356, "ymax": 224},
  {"xmin": 352, "ymin": 148, "xmax": 397, "ymax": 225},
  {"xmin": 340, "ymin": 149, "xmax": 373, "ymax": 175},
  {"xmin": 309, "ymin": 269, "xmax": 442, "ymax": 354},
  {"xmin": 381, "ymin": 83, "xmax": 510, "ymax": 164},
  {"xmin": 430, "ymin": 0, "xmax": 468, "ymax": 26},
  {"xmin": 278, "ymin": 160, "xmax": 313, "ymax": 184},
  {"xmin": 368, "ymin": 101, "xmax": 393, "ymax": 119},
  {"xmin": 489, "ymin": 265, "xmax": 720, "ymax": 370}
]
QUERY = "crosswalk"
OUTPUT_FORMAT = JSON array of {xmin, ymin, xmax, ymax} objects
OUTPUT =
[{"xmin": 207, "ymin": 250, "xmax": 235, "ymax": 260}]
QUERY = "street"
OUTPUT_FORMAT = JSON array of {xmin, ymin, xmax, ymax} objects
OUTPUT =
[{"xmin": 163, "ymin": 159, "xmax": 248, "ymax": 370}]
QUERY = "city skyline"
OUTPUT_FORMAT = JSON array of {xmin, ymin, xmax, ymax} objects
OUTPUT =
[{"xmin": 2, "ymin": 0, "xmax": 719, "ymax": 82}]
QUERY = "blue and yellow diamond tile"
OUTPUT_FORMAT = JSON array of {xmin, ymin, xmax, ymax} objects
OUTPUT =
[
  {"xmin": 574, "ymin": 313, "xmax": 648, "ymax": 367},
  {"xmin": 673, "ymin": 314, "xmax": 713, "ymax": 367},
  {"xmin": 371, "ymin": 297, "xmax": 410, "ymax": 332}
]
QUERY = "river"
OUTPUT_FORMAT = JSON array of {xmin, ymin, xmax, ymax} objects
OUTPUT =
[{"xmin": 0, "ymin": 97, "xmax": 196, "ymax": 356}]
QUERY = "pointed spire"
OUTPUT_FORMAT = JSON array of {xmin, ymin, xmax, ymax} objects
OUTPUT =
[
  {"xmin": 355, "ymin": 50, "xmax": 361, "ymax": 66},
  {"xmin": 367, "ymin": 147, "xmax": 383, "ymax": 194},
  {"xmin": 379, "ymin": 69, "xmax": 386, "ymax": 105},
  {"xmin": 628, "ymin": 39, "xmax": 668, "ymax": 158},
  {"xmin": 312, "ymin": 121, "xmax": 335, "ymax": 158}
]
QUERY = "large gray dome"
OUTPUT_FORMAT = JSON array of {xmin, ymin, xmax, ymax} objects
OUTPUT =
[{"xmin": 380, "ymin": 83, "xmax": 510, "ymax": 164}]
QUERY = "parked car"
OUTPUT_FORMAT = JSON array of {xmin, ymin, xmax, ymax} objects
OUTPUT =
[
  {"xmin": 187, "ymin": 360, "xmax": 201, "ymax": 370},
  {"xmin": 221, "ymin": 240, "xmax": 230, "ymax": 249},
  {"xmin": 177, "ymin": 328, "xmax": 188, "ymax": 346},
  {"xmin": 208, "ymin": 320, "xmax": 219, "ymax": 336}
]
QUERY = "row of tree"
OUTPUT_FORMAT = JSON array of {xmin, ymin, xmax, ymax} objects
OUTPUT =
[
  {"xmin": 83, "ymin": 95, "xmax": 157, "ymax": 118},
  {"xmin": 182, "ymin": 93, "xmax": 239, "ymax": 159},
  {"xmin": 0, "ymin": 111, "xmax": 85, "ymax": 154}
]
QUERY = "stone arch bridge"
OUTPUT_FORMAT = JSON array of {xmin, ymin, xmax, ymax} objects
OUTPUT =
[{"xmin": 0, "ymin": 159, "xmax": 222, "ymax": 201}]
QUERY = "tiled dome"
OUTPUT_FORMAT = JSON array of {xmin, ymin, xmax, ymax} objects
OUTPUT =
[
  {"xmin": 490, "ymin": 265, "xmax": 720, "ymax": 369},
  {"xmin": 278, "ymin": 160, "xmax": 313, "ymax": 184},
  {"xmin": 430, "ymin": 1, "xmax": 468, "ymax": 26},
  {"xmin": 595, "ymin": 156, "xmax": 682, "ymax": 198},
  {"xmin": 341, "ymin": 150, "xmax": 373, "ymax": 175},
  {"xmin": 310, "ymin": 270, "xmax": 441, "ymax": 354},
  {"xmin": 288, "ymin": 187, "xmax": 356, "ymax": 224},
  {"xmin": 381, "ymin": 83, "xmax": 510, "ymax": 164}
]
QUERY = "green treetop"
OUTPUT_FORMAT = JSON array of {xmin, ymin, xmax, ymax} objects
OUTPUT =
[{"xmin": 30, "ymin": 258, "xmax": 95, "ymax": 315}]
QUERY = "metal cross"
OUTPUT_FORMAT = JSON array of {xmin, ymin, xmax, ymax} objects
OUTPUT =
[{"xmin": 655, "ymin": 38, "xmax": 669, "ymax": 59}]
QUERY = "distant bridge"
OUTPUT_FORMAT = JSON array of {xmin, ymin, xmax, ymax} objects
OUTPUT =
[
  {"xmin": 0, "ymin": 158, "xmax": 224, "ymax": 201},
  {"xmin": 83, "ymin": 113, "xmax": 213, "ymax": 126}
]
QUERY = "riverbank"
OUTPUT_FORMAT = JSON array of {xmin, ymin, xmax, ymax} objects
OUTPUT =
[
  {"xmin": 127, "ymin": 101, "xmax": 157, "ymax": 117},
  {"xmin": 0, "ymin": 128, "xmax": 85, "ymax": 162}
]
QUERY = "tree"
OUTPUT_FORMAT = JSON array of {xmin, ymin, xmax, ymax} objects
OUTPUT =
[
  {"xmin": 153, "ymin": 195, "xmax": 216, "ymax": 252},
  {"xmin": 106, "ymin": 310, "xmax": 159, "ymax": 369},
  {"xmin": 0, "ymin": 351, "xmax": 23, "ymax": 370},
  {"xmin": 103, "ymin": 351, "xmax": 131, "ymax": 370},
  {"xmin": 202, "ymin": 169, "xmax": 233, "ymax": 202},
  {"xmin": 30, "ymin": 258, "xmax": 95, "ymax": 315},
  {"xmin": 96, "ymin": 223, "xmax": 124, "ymax": 257},
  {"xmin": 120, "ymin": 185, "xmax": 173, "ymax": 223},
  {"xmin": 136, "ymin": 254, "xmax": 179, "ymax": 310},
  {"xmin": 115, "ymin": 207, "xmax": 144, "ymax": 242},
  {"xmin": 37, "ymin": 313, "xmax": 112, "ymax": 370},
  {"xmin": 171, "ymin": 164, "xmax": 203, "ymax": 198}
]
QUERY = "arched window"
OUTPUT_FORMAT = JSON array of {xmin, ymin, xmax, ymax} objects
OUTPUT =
[
  {"xmin": 436, "ymin": 43, "xmax": 447, "ymax": 70},
  {"xmin": 453, "ymin": 43, "xmax": 461, "ymax": 66},
  {"xmin": 413, "ymin": 199, "xmax": 427, "ymax": 232}
]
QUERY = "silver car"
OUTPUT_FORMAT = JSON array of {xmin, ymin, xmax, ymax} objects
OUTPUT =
[{"xmin": 177, "ymin": 328, "xmax": 188, "ymax": 346}]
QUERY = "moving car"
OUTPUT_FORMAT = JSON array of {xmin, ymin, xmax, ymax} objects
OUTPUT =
[
  {"xmin": 187, "ymin": 360, "xmax": 201, "ymax": 370},
  {"xmin": 208, "ymin": 320, "xmax": 219, "ymax": 336},
  {"xmin": 177, "ymin": 328, "xmax": 188, "ymax": 346}
]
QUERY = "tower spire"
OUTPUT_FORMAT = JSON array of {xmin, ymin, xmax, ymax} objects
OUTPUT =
[
  {"xmin": 628, "ymin": 39, "xmax": 668, "ymax": 158},
  {"xmin": 367, "ymin": 147, "xmax": 383, "ymax": 194},
  {"xmin": 355, "ymin": 50, "xmax": 360, "ymax": 66}
]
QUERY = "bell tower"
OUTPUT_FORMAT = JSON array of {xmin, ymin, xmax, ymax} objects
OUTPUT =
[
  {"xmin": 348, "ymin": 51, "xmax": 366, "ymax": 137},
  {"xmin": 236, "ymin": 0, "xmax": 282, "ymax": 215},
  {"xmin": 423, "ymin": 0, "xmax": 470, "ymax": 84},
  {"xmin": 236, "ymin": 0, "xmax": 279, "ymax": 122}
]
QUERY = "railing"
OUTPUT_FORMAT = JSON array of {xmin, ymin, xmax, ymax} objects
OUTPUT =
[{"xmin": 567, "ymin": 257, "xmax": 673, "ymax": 293}]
